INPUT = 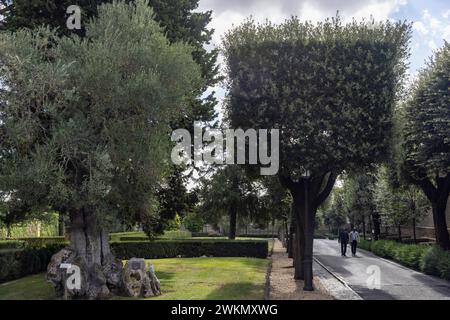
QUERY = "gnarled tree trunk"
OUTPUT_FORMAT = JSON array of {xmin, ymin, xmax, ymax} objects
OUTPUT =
[{"xmin": 47, "ymin": 209, "xmax": 123, "ymax": 299}]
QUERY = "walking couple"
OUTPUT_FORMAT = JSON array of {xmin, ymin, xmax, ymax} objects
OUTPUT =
[{"xmin": 338, "ymin": 228, "xmax": 359, "ymax": 257}]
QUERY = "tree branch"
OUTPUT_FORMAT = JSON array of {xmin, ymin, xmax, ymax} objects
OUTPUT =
[
  {"xmin": 415, "ymin": 177, "xmax": 437, "ymax": 203},
  {"xmin": 315, "ymin": 172, "xmax": 337, "ymax": 207}
]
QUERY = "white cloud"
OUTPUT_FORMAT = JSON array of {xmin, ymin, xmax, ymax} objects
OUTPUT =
[
  {"xmin": 413, "ymin": 9, "xmax": 450, "ymax": 46},
  {"xmin": 413, "ymin": 21, "xmax": 429, "ymax": 35},
  {"xmin": 443, "ymin": 10, "xmax": 450, "ymax": 19},
  {"xmin": 428, "ymin": 39, "xmax": 438, "ymax": 50},
  {"xmin": 198, "ymin": 0, "xmax": 409, "ymax": 46}
]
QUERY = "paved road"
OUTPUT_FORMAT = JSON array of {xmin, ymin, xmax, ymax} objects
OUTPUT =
[{"xmin": 314, "ymin": 239, "xmax": 450, "ymax": 300}]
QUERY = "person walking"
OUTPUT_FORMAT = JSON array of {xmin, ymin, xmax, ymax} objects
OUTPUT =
[
  {"xmin": 349, "ymin": 228, "xmax": 360, "ymax": 257},
  {"xmin": 338, "ymin": 228, "xmax": 349, "ymax": 256}
]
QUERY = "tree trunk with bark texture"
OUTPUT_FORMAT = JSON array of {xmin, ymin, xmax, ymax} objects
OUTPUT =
[
  {"xmin": 362, "ymin": 218, "xmax": 366, "ymax": 240},
  {"xmin": 47, "ymin": 210, "xmax": 123, "ymax": 299},
  {"xmin": 229, "ymin": 205, "xmax": 237, "ymax": 240},
  {"xmin": 432, "ymin": 201, "xmax": 449, "ymax": 250},
  {"xmin": 416, "ymin": 175, "xmax": 450, "ymax": 250},
  {"xmin": 372, "ymin": 212, "xmax": 381, "ymax": 240},
  {"xmin": 58, "ymin": 213, "xmax": 65, "ymax": 237},
  {"xmin": 287, "ymin": 216, "xmax": 295, "ymax": 258},
  {"xmin": 6, "ymin": 225, "xmax": 11, "ymax": 238},
  {"xmin": 412, "ymin": 218, "xmax": 417, "ymax": 243},
  {"xmin": 281, "ymin": 173, "xmax": 337, "ymax": 291}
]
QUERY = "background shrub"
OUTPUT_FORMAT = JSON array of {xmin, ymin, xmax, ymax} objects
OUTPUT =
[
  {"xmin": 358, "ymin": 239, "xmax": 373, "ymax": 251},
  {"xmin": 18, "ymin": 237, "xmax": 67, "ymax": 248},
  {"xmin": 0, "ymin": 240, "xmax": 25, "ymax": 250},
  {"xmin": 0, "ymin": 244, "xmax": 64, "ymax": 283},
  {"xmin": 111, "ymin": 239, "xmax": 268, "ymax": 259},
  {"xmin": 360, "ymin": 239, "xmax": 432, "ymax": 271},
  {"xmin": 420, "ymin": 246, "xmax": 450, "ymax": 280}
]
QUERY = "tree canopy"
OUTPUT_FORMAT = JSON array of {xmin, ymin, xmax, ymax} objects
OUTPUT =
[{"xmin": 400, "ymin": 42, "xmax": 450, "ymax": 249}]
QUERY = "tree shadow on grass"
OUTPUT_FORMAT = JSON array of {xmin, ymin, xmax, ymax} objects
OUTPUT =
[
  {"xmin": 155, "ymin": 271, "xmax": 176, "ymax": 281},
  {"xmin": 204, "ymin": 282, "xmax": 265, "ymax": 300}
]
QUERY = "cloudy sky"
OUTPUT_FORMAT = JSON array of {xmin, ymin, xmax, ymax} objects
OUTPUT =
[{"xmin": 196, "ymin": 0, "xmax": 450, "ymax": 119}]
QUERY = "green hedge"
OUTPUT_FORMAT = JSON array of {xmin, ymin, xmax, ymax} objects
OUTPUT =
[
  {"xmin": 357, "ymin": 239, "xmax": 450, "ymax": 280},
  {"xmin": 192, "ymin": 232, "xmax": 209, "ymax": 237},
  {"xmin": 236, "ymin": 234, "xmax": 276, "ymax": 238},
  {"xmin": 0, "ymin": 240, "xmax": 25, "ymax": 250},
  {"xmin": 111, "ymin": 240, "xmax": 268, "ymax": 259},
  {"xmin": 17, "ymin": 237, "xmax": 67, "ymax": 248},
  {"xmin": 110, "ymin": 230, "xmax": 192, "ymax": 242},
  {"xmin": 420, "ymin": 246, "xmax": 450, "ymax": 280},
  {"xmin": 0, "ymin": 244, "xmax": 64, "ymax": 283}
]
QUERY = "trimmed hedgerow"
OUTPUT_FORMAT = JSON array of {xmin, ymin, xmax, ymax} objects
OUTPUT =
[
  {"xmin": 0, "ymin": 244, "xmax": 64, "ymax": 283},
  {"xmin": 111, "ymin": 240, "xmax": 268, "ymax": 259},
  {"xmin": 0, "ymin": 240, "xmax": 25, "ymax": 250},
  {"xmin": 358, "ymin": 239, "xmax": 434, "ymax": 272},
  {"xmin": 17, "ymin": 237, "xmax": 67, "ymax": 248},
  {"xmin": 358, "ymin": 239, "xmax": 372, "ymax": 251},
  {"xmin": 420, "ymin": 246, "xmax": 450, "ymax": 280}
]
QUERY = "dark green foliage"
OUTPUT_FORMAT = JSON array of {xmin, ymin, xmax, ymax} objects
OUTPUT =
[
  {"xmin": 223, "ymin": 17, "xmax": 411, "ymax": 176},
  {"xmin": 1, "ymin": 0, "xmax": 220, "ymax": 237},
  {"xmin": 400, "ymin": 43, "xmax": 450, "ymax": 250},
  {"xmin": 111, "ymin": 240, "xmax": 268, "ymax": 259},
  {"xmin": 199, "ymin": 166, "xmax": 260, "ymax": 239},
  {"xmin": 183, "ymin": 211, "xmax": 205, "ymax": 233},
  {"xmin": 145, "ymin": 168, "xmax": 196, "ymax": 237},
  {"xmin": 17, "ymin": 237, "xmax": 67, "ymax": 248},
  {"xmin": 420, "ymin": 246, "xmax": 450, "ymax": 280},
  {"xmin": 358, "ymin": 239, "xmax": 373, "ymax": 251},
  {"xmin": 0, "ymin": 244, "xmax": 64, "ymax": 283},
  {"xmin": 359, "ymin": 239, "xmax": 432, "ymax": 272},
  {"xmin": 403, "ymin": 43, "xmax": 450, "ymax": 178},
  {"xmin": 0, "ymin": 0, "xmax": 200, "ymax": 232},
  {"xmin": 191, "ymin": 232, "xmax": 209, "ymax": 237},
  {"xmin": 0, "ymin": 0, "xmax": 102, "ymax": 36},
  {"xmin": 0, "ymin": 240, "xmax": 25, "ymax": 250}
]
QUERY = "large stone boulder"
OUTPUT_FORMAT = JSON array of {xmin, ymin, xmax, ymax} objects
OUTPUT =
[{"xmin": 122, "ymin": 258, "xmax": 161, "ymax": 298}]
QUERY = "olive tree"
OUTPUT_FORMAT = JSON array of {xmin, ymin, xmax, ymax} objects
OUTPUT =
[
  {"xmin": 223, "ymin": 17, "xmax": 410, "ymax": 290},
  {"xmin": 0, "ymin": 0, "xmax": 200, "ymax": 298}
]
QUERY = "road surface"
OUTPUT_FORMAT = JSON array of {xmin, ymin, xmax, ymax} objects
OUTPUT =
[{"xmin": 314, "ymin": 239, "xmax": 450, "ymax": 300}]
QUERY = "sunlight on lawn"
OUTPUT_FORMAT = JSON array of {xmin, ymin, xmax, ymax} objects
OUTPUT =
[{"xmin": 0, "ymin": 257, "xmax": 268, "ymax": 300}]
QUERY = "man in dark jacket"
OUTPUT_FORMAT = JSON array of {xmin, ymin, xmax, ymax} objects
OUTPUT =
[{"xmin": 338, "ymin": 229, "xmax": 349, "ymax": 256}]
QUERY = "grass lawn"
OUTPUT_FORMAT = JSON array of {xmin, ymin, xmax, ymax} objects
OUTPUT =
[{"xmin": 0, "ymin": 257, "xmax": 268, "ymax": 300}]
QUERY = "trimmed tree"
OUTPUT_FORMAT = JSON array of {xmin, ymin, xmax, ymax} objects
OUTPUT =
[
  {"xmin": 223, "ymin": 17, "xmax": 410, "ymax": 289},
  {"xmin": 0, "ymin": 0, "xmax": 200, "ymax": 298},
  {"xmin": 401, "ymin": 43, "xmax": 450, "ymax": 250}
]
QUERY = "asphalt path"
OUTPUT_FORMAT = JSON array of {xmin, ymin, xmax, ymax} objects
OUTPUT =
[{"xmin": 313, "ymin": 239, "xmax": 450, "ymax": 300}]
